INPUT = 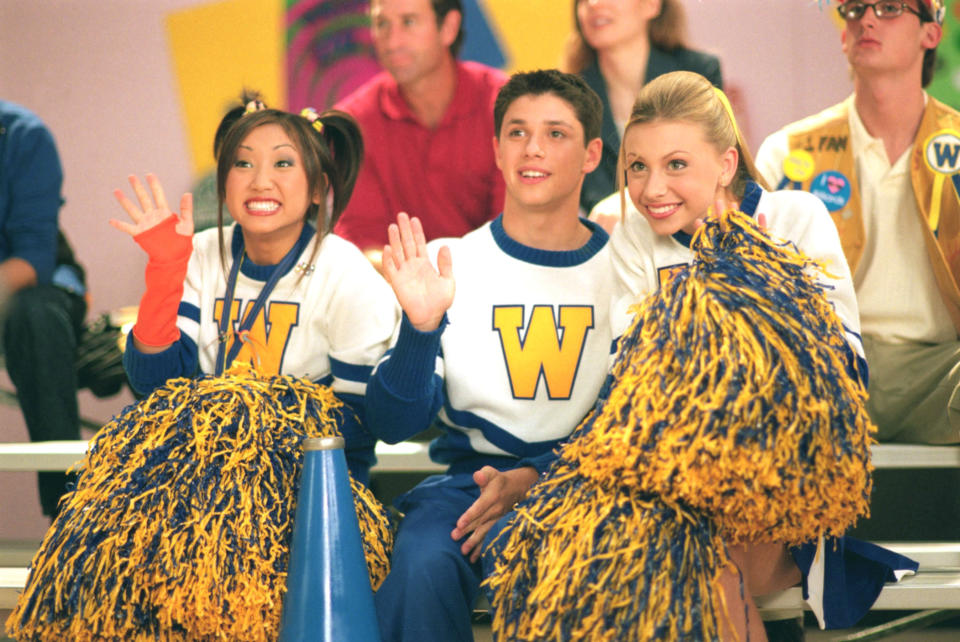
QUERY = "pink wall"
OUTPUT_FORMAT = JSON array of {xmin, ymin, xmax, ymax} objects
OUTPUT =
[
  {"xmin": 0, "ymin": 0, "xmax": 854, "ymax": 541},
  {"xmin": 683, "ymin": 0, "xmax": 852, "ymax": 152},
  {"xmin": 0, "ymin": 0, "xmax": 198, "ymax": 540}
]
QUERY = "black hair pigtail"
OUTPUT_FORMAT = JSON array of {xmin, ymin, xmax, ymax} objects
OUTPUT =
[{"xmin": 316, "ymin": 110, "xmax": 363, "ymax": 228}]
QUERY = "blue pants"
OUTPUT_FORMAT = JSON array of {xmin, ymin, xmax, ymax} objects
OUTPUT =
[{"xmin": 376, "ymin": 473, "xmax": 511, "ymax": 642}]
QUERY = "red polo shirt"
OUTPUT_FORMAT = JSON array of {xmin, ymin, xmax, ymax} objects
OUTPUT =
[{"xmin": 334, "ymin": 61, "xmax": 507, "ymax": 250}]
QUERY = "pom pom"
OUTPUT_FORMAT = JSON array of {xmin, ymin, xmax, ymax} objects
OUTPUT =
[
  {"xmin": 7, "ymin": 364, "xmax": 394, "ymax": 641},
  {"xmin": 486, "ymin": 207, "xmax": 875, "ymax": 641}
]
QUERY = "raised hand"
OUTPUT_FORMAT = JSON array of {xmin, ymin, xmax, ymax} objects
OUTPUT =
[
  {"xmin": 111, "ymin": 174, "xmax": 194, "ymax": 353},
  {"xmin": 110, "ymin": 173, "xmax": 193, "ymax": 240},
  {"xmin": 382, "ymin": 212, "xmax": 455, "ymax": 332},
  {"xmin": 707, "ymin": 195, "xmax": 744, "ymax": 233}
]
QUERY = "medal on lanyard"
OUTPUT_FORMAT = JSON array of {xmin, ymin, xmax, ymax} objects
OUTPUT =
[
  {"xmin": 215, "ymin": 236, "xmax": 307, "ymax": 375},
  {"xmin": 922, "ymin": 129, "xmax": 960, "ymax": 237},
  {"xmin": 778, "ymin": 148, "xmax": 815, "ymax": 190}
]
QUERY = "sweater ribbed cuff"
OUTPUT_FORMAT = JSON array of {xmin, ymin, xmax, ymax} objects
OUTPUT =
[{"xmin": 379, "ymin": 313, "xmax": 445, "ymax": 400}]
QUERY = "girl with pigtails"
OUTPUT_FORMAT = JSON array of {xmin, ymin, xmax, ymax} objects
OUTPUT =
[
  {"xmin": 7, "ymin": 94, "xmax": 399, "ymax": 641},
  {"xmin": 111, "ymin": 94, "xmax": 399, "ymax": 484}
]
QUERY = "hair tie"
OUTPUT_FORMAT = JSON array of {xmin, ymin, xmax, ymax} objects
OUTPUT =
[
  {"xmin": 244, "ymin": 100, "xmax": 267, "ymax": 115},
  {"xmin": 712, "ymin": 87, "xmax": 737, "ymax": 134},
  {"xmin": 713, "ymin": 86, "xmax": 747, "ymax": 151},
  {"xmin": 300, "ymin": 107, "xmax": 324, "ymax": 135}
]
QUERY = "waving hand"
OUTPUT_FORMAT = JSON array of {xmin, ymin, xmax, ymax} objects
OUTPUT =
[
  {"xmin": 382, "ymin": 213, "xmax": 455, "ymax": 332},
  {"xmin": 110, "ymin": 173, "xmax": 193, "ymax": 240}
]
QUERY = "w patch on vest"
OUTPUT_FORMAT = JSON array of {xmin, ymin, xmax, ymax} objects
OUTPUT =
[
  {"xmin": 924, "ymin": 130, "xmax": 960, "ymax": 175},
  {"xmin": 922, "ymin": 129, "xmax": 960, "ymax": 234},
  {"xmin": 810, "ymin": 171, "xmax": 851, "ymax": 212}
]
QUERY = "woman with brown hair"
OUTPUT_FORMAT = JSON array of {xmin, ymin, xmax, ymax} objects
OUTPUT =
[{"xmin": 566, "ymin": 0, "xmax": 722, "ymax": 213}]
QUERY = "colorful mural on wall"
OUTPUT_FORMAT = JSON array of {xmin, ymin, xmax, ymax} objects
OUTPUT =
[
  {"xmin": 167, "ymin": 0, "xmax": 573, "ymax": 178},
  {"xmin": 929, "ymin": 0, "xmax": 960, "ymax": 109},
  {"xmin": 287, "ymin": 0, "xmax": 378, "ymax": 112},
  {"xmin": 166, "ymin": 0, "xmax": 286, "ymax": 177},
  {"xmin": 284, "ymin": 0, "xmax": 570, "ymax": 110}
]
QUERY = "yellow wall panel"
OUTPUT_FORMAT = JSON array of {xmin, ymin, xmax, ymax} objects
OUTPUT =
[
  {"xmin": 166, "ymin": 0, "xmax": 285, "ymax": 175},
  {"xmin": 483, "ymin": 0, "xmax": 575, "ymax": 73}
]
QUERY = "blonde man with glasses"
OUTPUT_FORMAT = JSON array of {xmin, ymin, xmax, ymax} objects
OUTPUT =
[{"xmin": 756, "ymin": 0, "xmax": 960, "ymax": 445}]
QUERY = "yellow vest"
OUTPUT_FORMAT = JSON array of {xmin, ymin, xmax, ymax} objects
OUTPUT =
[{"xmin": 784, "ymin": 98, "xmax": 960, "ymax": 334}]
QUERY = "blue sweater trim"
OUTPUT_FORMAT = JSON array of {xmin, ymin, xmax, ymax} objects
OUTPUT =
[
  {"xmin": 329, "ymin": 356, "xmax": 374, "ymax": 384},
  {"xmin": 438, "ymin": 403, "xmax": 565, "ymax": 459},
  {"xmin": 178, "ymin": 301, "xmax": 200, "ymax": 323},
  {"xmin": 741, "ymin": 180, "xmax": 762, "ymax": 217},
  {"xmin": 229, "ymin": 223, "xmax": 315, "ymax": 280},
  {"xmin": 378, "ymin": 313, "xmax": 445, "ymax": 400},
  {"xmin": 123, "ymin": 332, "xmax": 199, "ymax": 396},
  {"xmin": 489, "ymin": 215, "xmax": 608, "ymax": 267}
]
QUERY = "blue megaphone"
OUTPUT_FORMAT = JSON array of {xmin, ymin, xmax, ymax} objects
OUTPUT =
[{"xmin": 279, "ymin": 436, "xmax": 381, "ymax": 641}]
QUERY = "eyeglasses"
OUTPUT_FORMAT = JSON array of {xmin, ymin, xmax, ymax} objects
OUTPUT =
[{"xmin": 836, "ymin": 1, "xmax": 925, "ymax": 21}]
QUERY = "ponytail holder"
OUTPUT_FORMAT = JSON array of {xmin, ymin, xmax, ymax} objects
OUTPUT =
[
  {"xmin": 300, "ymin": 107, "xmax": 324, "ymax": 135},
  {"xmin": 713, "ymin": 86, "xmax": 747, "ymax": 151},
  {"xmin": 713, "ymin": 87, "xmax": 738, "ymax": 134},
  {"xmin": 244, "ymin": 100, "xmax": 267, "ymax": 115}
]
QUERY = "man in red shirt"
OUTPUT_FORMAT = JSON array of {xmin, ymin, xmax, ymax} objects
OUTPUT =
[{"xmin": 333, "ymin": 0, "xmax": 506, "ymax": 268}]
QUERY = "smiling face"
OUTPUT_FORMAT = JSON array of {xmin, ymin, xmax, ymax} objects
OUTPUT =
[
  {"xmin": 370, "ymin": 0, "xmax": 458, "ymax": 88},
  {"xmin": 840, "ymin": 0, "xmax": 940, "ymax": 81},
  {"xmin": 493, "ymin": 93, "xmax": 602, "ymax": 216},
  {"xmin": 623, "ymin": 119, "xmax": 737, "ymax": 236},
  {"xmin": 576, "ymin": 0, "xmax": 659, "ymax": 52},
  {"xmin": 225, "ymin": 123, "xmax": 319, "ymax": 264}
]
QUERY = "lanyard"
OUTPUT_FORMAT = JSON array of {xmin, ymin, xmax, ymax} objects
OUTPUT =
[{"xmin": 214, "ymin": 233, "xmax": 309, "ymax": 375}]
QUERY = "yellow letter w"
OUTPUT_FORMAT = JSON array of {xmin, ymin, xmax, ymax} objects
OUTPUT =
[{"xmin": 492, "ymin": 305, "xmax": 594, "ymax": 400}]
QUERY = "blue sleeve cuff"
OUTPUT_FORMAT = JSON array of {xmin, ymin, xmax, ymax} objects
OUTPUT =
[
  {"xmin": 517, "ymin": 449, "xmax": 559, "ymax": 475},
  {"xmin": 122, "ymin": 332, "xmax": 199, "ymax": 396},
  {"xmin": 364, "ymin": 313, "xmax": 446, "ymax": 444},
  {"xmin": 377, "ymin": 313, "xmax": 445, "ymax": 400}
]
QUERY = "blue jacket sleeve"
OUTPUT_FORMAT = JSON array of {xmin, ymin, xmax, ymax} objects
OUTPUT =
[
  {"xmin": 364, "ymin": 313, "xmax": 445, "ymax": 444},
  {"xmin": 1, "ymin": 109, "xmax": 61, "ymax": 284},
  {"xmin": 516, "ymin": 451, "xmax": 558, "ymax": 475},
  {"xmin": 122, "ymin": 332, "xmax": 199, "ymax": 397}
]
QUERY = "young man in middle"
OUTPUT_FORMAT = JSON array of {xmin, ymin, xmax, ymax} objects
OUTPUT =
[{"xmin": 365, "ymin": 69, "xmax": 613, "ymax": 642}]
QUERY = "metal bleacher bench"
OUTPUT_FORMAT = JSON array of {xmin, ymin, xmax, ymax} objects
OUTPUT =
[
  {"xmin": 0, "ymin": 439, "xmax": 444, "ymax": 474},
  {"xmin": 2, "ymin": 442, "xmax": 959, "ymax": 620}
]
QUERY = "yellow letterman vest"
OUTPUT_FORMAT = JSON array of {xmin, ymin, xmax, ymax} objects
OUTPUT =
[{"xmin": 784, "ymin": 98, "xmax": 960, "ymax": 335}]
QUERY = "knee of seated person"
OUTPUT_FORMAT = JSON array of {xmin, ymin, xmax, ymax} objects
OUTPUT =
[
  {"xmin": 393, "ymin": 537, "xmax": 470, "ymax": 586},
  {"xmin": 4, "ymin": 285, "xmax": 63, "ymax": 328},
  {"xmin": 948, "ymin": 386, "xmax": 960, "ymax": 441},
  {"xmin": 728, "ymin": 542, "xmax": 800, "ymax": 596},
  {"xmin": 2, "ymin": 287, "xmax": 80, "ymax": 365}
]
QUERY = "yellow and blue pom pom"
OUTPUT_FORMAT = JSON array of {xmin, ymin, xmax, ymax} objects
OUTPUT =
[
  {"xmin": 6, "ymin": 364, "xmax": 393, "ymax": 642},
  {"xmin": 486, "ymin": 208, "xmax": 875, "ymax": 641}
]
